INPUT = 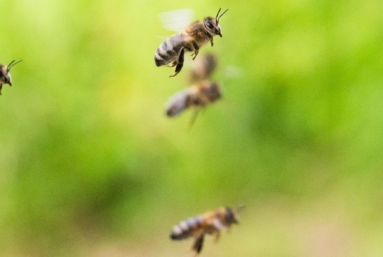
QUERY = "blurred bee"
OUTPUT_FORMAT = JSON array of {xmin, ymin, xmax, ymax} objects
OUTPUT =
[
  {"xmin": 188, "ymin": 53, "xmax": 217, "ymax": 83},
  {"xmin": 170, "ymin": 207, "xmax": 240, "ymax": 255},
  {"xmin": 166, "ymin": 53, "xmax": 221, "ymax": 122},
  {"xmin": 0, "ymin": 60, "xmax": 22, "ymax": 95},
  {"xmin": 155, "ymin": 8, "xmax": 228, "ymax": 77},
  {"xmin": 166, "ymin": 80, "xmax": 222, "ymax": 118}
]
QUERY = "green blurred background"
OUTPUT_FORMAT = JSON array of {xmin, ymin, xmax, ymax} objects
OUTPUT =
[{"xmin": 1, "ymin": 0, "xmax": 383, "ymax": 256}]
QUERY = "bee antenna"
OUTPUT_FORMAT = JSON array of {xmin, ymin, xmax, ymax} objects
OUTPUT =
[
  {"xmin": 216, "ymin": 8, "xmax": 222, "ymax": 20},
  {"xmin": 216, "ymin": 8, "xmax": 228, "ymax": 25},
  {"xmin": 7, "ymin": 60, "xmax": 16, "ymax": 68},
  {"xmin": 218, "ymin": 9, "xmax": 228, "ymax": 20},
  {"xmin": 7, "ymin": 60, "xmax": 23, "ymax": 72},
  {"xmin": 236, "ymin": 205, "xmax": 246, "ymax": 213}
]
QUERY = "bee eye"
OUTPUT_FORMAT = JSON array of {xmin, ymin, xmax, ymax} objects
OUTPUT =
[{"xmin": 205, "ymin": 20, "xmax": 214, "ymax": 30}]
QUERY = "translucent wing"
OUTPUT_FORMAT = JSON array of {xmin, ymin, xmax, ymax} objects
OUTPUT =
[
  {"xmin": 224, "ymin": 65, "xmax": 243, "ymax": 78},
  {"xmin": 159, "ymin": 8, "xmax": 194, "ymax": 33}
]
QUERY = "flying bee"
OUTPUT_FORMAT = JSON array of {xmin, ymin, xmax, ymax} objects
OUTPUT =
[
  {"xmin": 0, "ymin": 60, "xmax": 23, "ymax": 95},
  {"xmin": 188, "ymin": 53, "xmax": 217, "ymax": 83},
  {"xmin": 155, "ymin": 8, "xmax": 228, "ymax": 78},
  {"xmin": 170, "ymin": 207, "xmax": 240, "ymax": 255},
  {"xmin": 166, "ymin": 53, "xmax": 220, "ymax": 118},
  {"xmin": 165, "ymin": 80, "xmax": 222, "ymax": 118}
]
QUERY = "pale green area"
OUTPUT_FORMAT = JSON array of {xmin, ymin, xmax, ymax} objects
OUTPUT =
[{"xmin": 0, "ymin": 0, "xmax": 383, "ymax": 256}]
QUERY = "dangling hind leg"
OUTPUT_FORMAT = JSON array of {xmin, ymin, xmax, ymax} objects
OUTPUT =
[
  {"xmin": 214, "ymin": 231, "xmax": 221, "ymax": 243},
  {"xmin": 169, "ymin": 47, "xmax": 185, "ymax": 78},
  {"xmin": 192, "ymin": 235, "xmax": 205, "ymax": 255}
]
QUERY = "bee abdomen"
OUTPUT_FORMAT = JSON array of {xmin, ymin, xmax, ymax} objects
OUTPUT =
[
  {"xmin": 170, "ymin": 216, "xmax": 203, "ymax": 240},
  {"xmin": 166, "ymin": 90, "xmax": 190, "ymax": 117},
  {"xmin": 155, "ymin": 42, "xmax": 169, "ymax": 66},
  {"xmin": 155, "ymin": 36, "xmax": 183, "ymax": 66}
]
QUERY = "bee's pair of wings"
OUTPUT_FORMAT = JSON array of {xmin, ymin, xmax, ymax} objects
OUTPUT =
[{"xmin": 158, "ymin": 8, "xmax": 194, "ymax": 33}]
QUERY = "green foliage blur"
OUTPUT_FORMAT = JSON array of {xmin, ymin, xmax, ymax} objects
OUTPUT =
[{"xmin": 1, "ymin": 0, "xmax": 383, "ymax": 256}]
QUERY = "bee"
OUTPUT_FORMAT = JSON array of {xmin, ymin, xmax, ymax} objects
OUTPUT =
[
  {"xmin": 0, "ymin": 60, "xmax": 23, "ymax": 95},
  {"xmin": 188, "ymin": 53, "xmax": 217, "ymax": 83},
  {"xmin": 170, "ymin": 207, "xmax": 239, "ymax": 255},
  {"xmin": 166, "ymin": 53, "xmax": 221, "ymax": 119},
  {"xmin": 155, "ymin": 8, "xmax": 228, "ymax": 78},
  {"xmin": 165, "ymin": 80, "xmax": 222, "ymax": 117}
]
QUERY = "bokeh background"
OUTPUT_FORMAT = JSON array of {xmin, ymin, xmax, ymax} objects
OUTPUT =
[{"xmin": 1, "ymin": 0, "xmax": 383, "ymax": 256}]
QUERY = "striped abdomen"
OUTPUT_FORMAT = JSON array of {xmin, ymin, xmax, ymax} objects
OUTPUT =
[
  {"xmin": 170, "ymin": 215, "xmax": 204, "ymax": 240},
  {"xmin": 154, "ymin": 34, "xmax": 185, "ymax": 67},
  {"xmin": 165, "ymin": 89, "xmax": 189, "ymax": 117}
]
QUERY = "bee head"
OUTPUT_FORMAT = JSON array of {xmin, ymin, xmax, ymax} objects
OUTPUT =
[
  {"xmin": 0, "ymin": 60, "xmax": 23, "ymax": 86},
  {"xmin": 200, "ymin": 82, "xmax": 221, "ymax": 102},
  {"xmin": 0, "ymin": 66, "xmax": 11, "ymax": 86},
  {"xmin": 225, "ymin": 207, "xmax": 239, "ymax": 224},
  {"xmin": 204, "ymin": 8, "xmax": 228, "ymax": 37}
]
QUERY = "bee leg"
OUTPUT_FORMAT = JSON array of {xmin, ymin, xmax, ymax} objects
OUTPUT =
[
  {"xmin": 188, "ymin": 109, "xmax": 199, "ymax": 129},
  {"xmin": 192, "ymin": 235, "xmax": 205, "ymax": 254},
  {"xmin": 169, "ymin": 47, "xmax": 185, "ymax": 78},
  {"xmin": 191, "ymin": 41, "xmax": 199, "ymax": 60},
  {"xmin": 0, "ymin": 84, "xmax": 3, "ymax": 95},
  {"xmin": 167, "ymin": 60, "xmax": 177, "ymax": 68},
  {"xmin": 214, "ymin": 231, "xmax": 221, "ymax": 243},
  {"xmin": 206, "ymin": 33, "xmax": 214, "ymax": 47}
]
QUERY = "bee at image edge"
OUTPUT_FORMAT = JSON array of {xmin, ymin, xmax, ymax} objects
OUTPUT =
[
  {"xmin": 0, "ymin": 60, "xmax": 23, "ymax": 95},
  {"xmin": 154, "ymin": 8, "xmax": 228, "ymax": 78},
  {"xmin": 170, "ymin": 207, "xmax": 239, "ymax": 255}
]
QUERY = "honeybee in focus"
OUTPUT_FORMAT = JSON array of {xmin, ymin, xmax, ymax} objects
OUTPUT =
[
  {"xmin": 170, "ymin": 207, "xmax": 240, "ymax": 255},
  {"xmin": 0, "ymin": 60, "xmax": 23, "ymax": 95},
  {"xmin": 154, "ymin": 8, "xmax": 228, "ymax": 77}
]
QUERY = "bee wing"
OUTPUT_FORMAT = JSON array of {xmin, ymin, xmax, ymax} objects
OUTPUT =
[
  {"xmin": 224, "ymin": 65, "xmax": 243, "ymax": 78},
  {"xmin": 159, "ymin": 8, "xmax": 194, "ymax": 33},
  {"xmin": 213, "ymin": 219, "xmax": 225, "ymax": 230}
]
